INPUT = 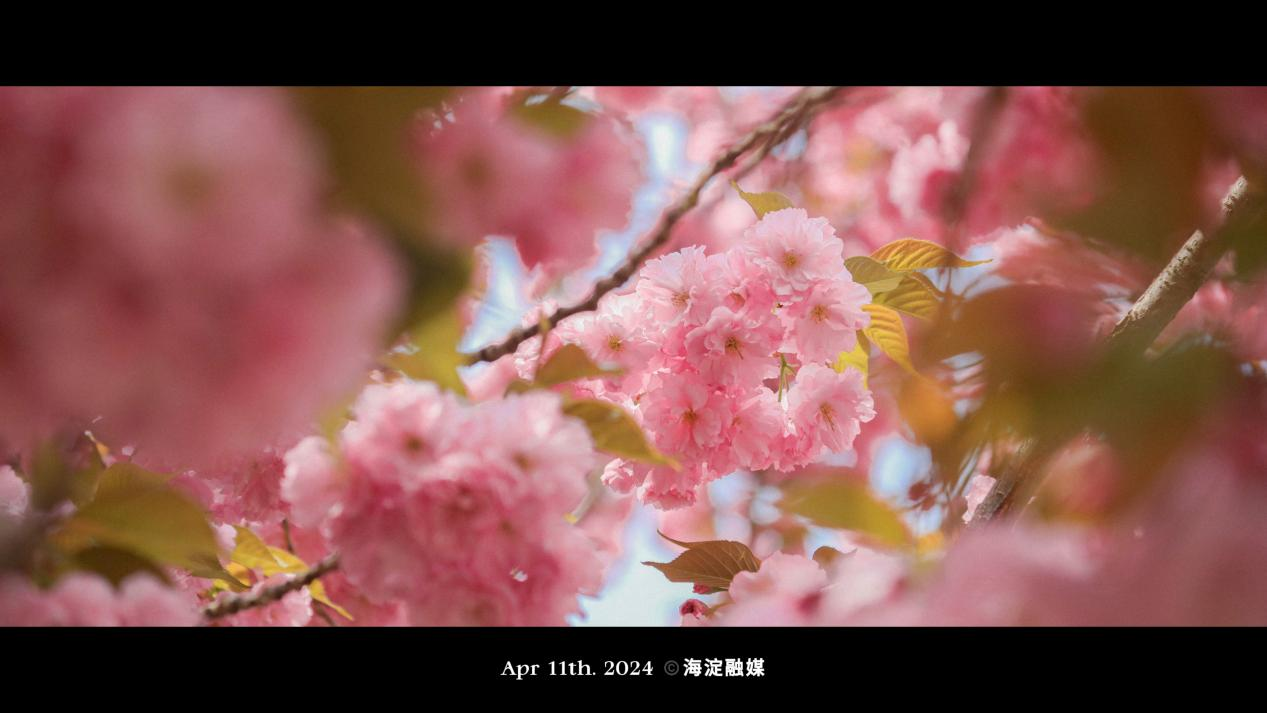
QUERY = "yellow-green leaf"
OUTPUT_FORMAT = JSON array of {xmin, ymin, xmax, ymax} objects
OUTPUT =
[
  {"xmin": 53, "ymin": 476, "xmax": 232, "ymax": 582},
  {"xmin": 898, "ymin": 375, "xmax": 958, "ymax": 446},
  {"xmin": 781, "ymin": 479, "xmax": 911, "ymax": 548},
  {"xmin": 230, "ymin": 526, "xmax": 284, "ymax": 573},
  {"xmin": 290, "ymin": 87, "xmax": 450, "ymax": 244},
  {"xmin": 875, "ymin": 273, "xmax": 942, "ymax": 320},
  {"xmin": 265, "ymin": 546, "xmax": 352, "ymax": 620},
  {"xmin": 384, "ymin": 307, "xmax": 467, "ymax": 395},
  {"xmin": 862, "ymin": 303, "xmax": 916, "ymax": 373},
  {"xmin": 834, "ymin": 341, "xmax": 869, "ymax": 380},
  {"xmin": 643, "ymin": 533, "xmax": 761, "ymax": 591},
  {"xmin": 28, "ymin": 442, "xmax": 101, "ymax": 511},
  {"xmin": 870, "ymin": 238, "xmax": 990, "ymax": 271},
  {"xmin": 562, "ymin": 399, "xmax": 677, "ymax": 467},
  {"xmin": 92, "ymin": 463, "xmax": 173, "ymax": 501},
  {"xmin": 534, "ymin": 344, "xmax": 622, "ymax": 387},
  {"xmin": 508, "ymin": 100, "xmax": 591, "ymax": 140},
  {"xmin": 732, "ymin": 181, "xmax": 794, "ymax": 218},
  {"xmin": 71, "ymin": 546, "xmax": 171, "ymax": 587},
  {"xmin": 307, "ymin": 579, "xmax": 354, "ymax": 621},
  {"xmin": 844, "ymin": 256, "xmax": 904, "ymax": 295}
]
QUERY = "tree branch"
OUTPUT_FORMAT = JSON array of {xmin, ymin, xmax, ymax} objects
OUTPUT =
[
  {"xmin": 461, "ymin": 86, "xmax": 847, "ymax": 365},
  {"xmin": 972, "ymin": 175, "xmax": 1261, "ymax": 524},
  {"xmin": 201, "ymin": 553, "xmax": 341, "ymax": 621}
]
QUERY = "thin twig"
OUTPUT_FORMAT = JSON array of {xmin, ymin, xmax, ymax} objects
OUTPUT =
[
  {"xmin": 461, "ymin": 86, "xmax": 847, "ymax": 365},
  {"xmin": 202, "ymin": 553, "xmax": 341, "ymax": 621},
  {"xmin": 971, "ymin": 175, "xmax": 1261, "ymax": 524}
]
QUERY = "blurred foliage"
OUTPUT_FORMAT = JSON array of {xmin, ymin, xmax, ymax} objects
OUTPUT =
[
  {"xmin": 383, "ymin": 306, "xmax": 468, "ymax": 395},
  {"xmin": 51, "ymin": 462, "xmax": 236, "ymax": 584},
  {"xmin": 916, "ymin": 277, "xmax": 1242, "ymax": 517},
  {"xmin": 290, "ymin": 87, "xmax": 450, "ymax": 243},
  {"xmin": 1058, "ymin": 88, "xmax": 1217, "ymax": 263},
  {"xmin": 779, "ymin": 471, "xmax": 911, "ymax": 549},
  {"xmin": 292, "ymin": 87, "xmax": 473, "ymax": 394}
]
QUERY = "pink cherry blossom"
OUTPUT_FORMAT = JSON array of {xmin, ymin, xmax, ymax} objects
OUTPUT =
[
  {"xmin": 213, "ymin": 574, "xmax": 313, "ymax": 627},
  {"xmin": 684, "ymin": 306, "xmax": 783, "ymax": 386},
  {"xmin": 0, "ymin": 87, "xmax": 403, "ymax": 467},
  {"xmin": 961, "ymin": 474, "xmax": 997, "ymax": 524},
  {"xmin": 788, "ymin": 279, "xmax": 872, "ymax": 364},
  {"xmin": 280, "ymin": 380, "xmax": 605, "ymax": 625},
  {"xmin": 639, "ymin": 377, "xmax": 727, "ymax": 457},
  {"xmin": 724, "ymin": 389, "xmax": 788, "ymax": 472},
  {"xmin": 634, "ymin": 245, "xmax": 713, "ymax": 324},
  {"xmin": 741, "ymin": 208, "xmax": 847, "ymax": 299},
  {"xmin": 787, "ymin": 363, "xmax": 876, "ymax": 457},
  {"xmin": 0, "ymin": 573, "xmax": 199, "ymax": 627},
  {"xmin": 281, "ymin": 436, "xmax": 344, "ymax": 530},
  {"xmin": 0, "ymin": 464, "xmax": 28, "ymax": 518},
  {"xmin": 718, "ymin": 553, "xmax": 828, "ymax": 627},
  {"xmin": 413, "ymin": 88, "xmax": 642, "ymax": 280}
]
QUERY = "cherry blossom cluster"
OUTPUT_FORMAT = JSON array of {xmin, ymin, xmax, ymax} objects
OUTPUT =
[
  {"xmin": 413, "ymin": 88, "xmax": 642, "ymax": 284},
  {"xmin": 476, "ymin": 207, "xmax": 877, "ymax": 509},
  {"xmin": 0, "ymin": 572, "xmax": 200, "ymax": 627},
  {"xmin": 0, "ymin": 87, "xmax": 402, "ymax": 468},
  {"xmin": 280, "ymin": 380, "xmax": 605, "ymax": 625},
  {"xmin": 684, "ymin": 381, "xmax": 1267, "ymax": 627}
]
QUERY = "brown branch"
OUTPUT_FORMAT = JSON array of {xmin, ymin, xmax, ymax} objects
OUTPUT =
[
  {"xmin": 461, "ymin": 86, "xmax": 847, "ymax": 365},
  {"xmin": 971, "ymin": 175, "xmax": 1261, "ymax": 524},
  {"xmin": 1108, "ymin": 176, "xmax": 1254, "ymax": 352},
  {"xmin": 201, "ymin": 553, "xmax": 341, "ymax": 621},
  {"xmin": 941, "ymin": 87, "xmax": 1009, "ymax": 252}
]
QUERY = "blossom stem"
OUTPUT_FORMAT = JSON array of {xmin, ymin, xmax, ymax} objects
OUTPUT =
[
  {"xmin": 972, "ymin": 175, "xmax": 1263, "ymax": 524},
  {"xmin": 461, "ymin": 86, "xmax": 848, "ymax": 365},
  {"xmin": 201, "ymin": 553, "xmax": 341, "ymax": 621}
]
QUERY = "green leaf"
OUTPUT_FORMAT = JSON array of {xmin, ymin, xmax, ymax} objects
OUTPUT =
[
  {"xmin": 71, "ymin": 546, "xmax": 171, "ymax": 587},
  {"xmin": 393, "ymin": 239, "xmax": 471, "ymax": 338},
  {"xmin": 52, "ymin": 469, "xmax": 233, "ymax": 582},
  {"xmin": 28, "ymin": 442, "xmax": 101, "ymax": 511},
  {"xmin": 870, "ymin": 238, "xmax": 990, "ymax": 271},
  {"xmin": 875, "ymin": 273, "xmax": 942, "ymax": 320},
  {"xmin": 643, "ymin": 533, "xmax": 761, "ymax": 591},
  {"xmin": 732, "ymin": 181, "xmax": 795, "ymax": 219},
  {"xmin": 833, "ymin": 341, "xmax": 869, "ymax": 380},
  {"xmin": 862, "ymin": 303, "xmax": 916, "ymax": 373},
  {"xmin": 228, "ymin": 527, "xmax": 353, "ymax": 620},
  {"xmin": 780, "ymin": 479, "xmax": 911, "ymax": 548},
  {"xmin": 508, "ymin": 100, "xmax": 591, "ymax": 140},
  {"xmin": 92, "ymin": 463, "xmax": 173, "ymax": 500},
  {"xmin": 289, "ymin": 87, "xmax": 451, "ymax": 244},
  {"xmin": 844, "ymin": 256, "xmax": 905, "ymax": 295},
  {"xmin": 562, "ymin": 399, "xmax": 677, "ymax": 467},
  {"xmin": 384, "ymin": 307, "xmax": 468, "ymax": 395},
  {"xmin": 533, "ymin": 344, "xmax": 622, "ymax": 388}
]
